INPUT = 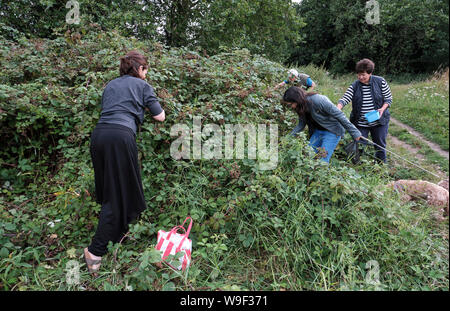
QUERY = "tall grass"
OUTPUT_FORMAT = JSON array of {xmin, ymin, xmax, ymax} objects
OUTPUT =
[
  {"xmin": 0, "ymin": 26, "xmax": 448, "ymax": 291},
  {"xmin": 389, "ymin": 68, "xmax": 449, "ymax": 151}
]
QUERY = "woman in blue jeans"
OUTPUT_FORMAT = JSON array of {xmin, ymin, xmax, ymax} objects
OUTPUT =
[{"xmin": 283, "ymin": 86, "xmax": 362, "ymax": 163}]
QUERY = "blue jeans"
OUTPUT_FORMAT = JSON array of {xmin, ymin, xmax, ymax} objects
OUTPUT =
[{"xmin": 309, "ymin": 130, "xmax": 341, "ymax": 163}]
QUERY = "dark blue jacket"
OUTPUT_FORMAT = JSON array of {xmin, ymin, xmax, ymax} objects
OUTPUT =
[{"xmin": 349, "ymin": 75, "xmax": 391, "ymax": 126}]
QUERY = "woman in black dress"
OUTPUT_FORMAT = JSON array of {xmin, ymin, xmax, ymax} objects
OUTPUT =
[{"xmin": 84, "ymin": 50, "xmax": 165, "ymax": 275}]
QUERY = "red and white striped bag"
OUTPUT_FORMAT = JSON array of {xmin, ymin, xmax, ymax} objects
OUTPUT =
[{"xmin": 155, "ymin": 217, "xmax": 193, "ymax": 271}]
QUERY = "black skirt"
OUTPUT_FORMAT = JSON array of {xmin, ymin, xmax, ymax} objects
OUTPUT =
[{"xmin": 88, "ymin": 123, "xmax": 147, "ymax": 256}]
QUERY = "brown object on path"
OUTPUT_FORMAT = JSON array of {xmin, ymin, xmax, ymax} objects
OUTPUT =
[
  {"xmin": 438, "ymin": 179, "xmax": 449, "ymax": 191},
  {"xmin": 387, "ymin": 179, "xmax": 449, "ymax": 217}
]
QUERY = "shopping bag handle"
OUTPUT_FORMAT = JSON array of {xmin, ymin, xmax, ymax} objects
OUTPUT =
[
  {"xmin": 181, "ymin": 216, "xmax": 193, "ymax": 238},
  {"xmin": 175, "ymin": 217, "xmax": 193, "ymax": 253},
  {"xmin": 167, "ymin": 217, "xmax": 193, "ymax": 239}
]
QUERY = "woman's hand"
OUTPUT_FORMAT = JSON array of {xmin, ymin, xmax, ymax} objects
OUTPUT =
[
  {"xmin": 377, "ymin": 103, "xmax": 389, "ymax": 117},
  {"xmin": 273, "ymin": 82, "xmax": 285, "ymax": 91},
  {"xmin": 355, "ymin": 136, "xmax": 362, "ymax": 141},
  {"xmin": 153, "ymin": 110, "xmax": 165, "ymax": 122}
]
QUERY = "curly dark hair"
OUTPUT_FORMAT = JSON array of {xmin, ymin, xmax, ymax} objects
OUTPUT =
[
  {"xmin": 119, "ymin": 50, "xmax": 148, "ymax": 79},
  {"xmin": 355, "ymin": 58, "xmax": 375, "ymax": 74}
]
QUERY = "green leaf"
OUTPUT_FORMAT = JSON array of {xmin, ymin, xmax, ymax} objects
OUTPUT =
[
  {"xmin": 162, "ymin": 282, "xmax": 176, "ymax": 291},
  {"xmin": 0, "ymin": 247, "xmax": 9, "ymax": 258}
]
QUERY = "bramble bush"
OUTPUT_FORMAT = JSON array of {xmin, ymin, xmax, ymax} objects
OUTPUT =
[{"xmin": 0, "ymin": 23, "xmax": 448, "ymax": 291}]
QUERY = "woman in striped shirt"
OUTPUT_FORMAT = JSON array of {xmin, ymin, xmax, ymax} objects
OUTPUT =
[{"xmin": 337, "ymin": 59, "xmax": 392, "ymax": 163}]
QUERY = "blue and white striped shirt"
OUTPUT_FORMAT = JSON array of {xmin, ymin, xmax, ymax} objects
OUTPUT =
[{"xmin": 339, "ymin": 79, "xmax": 392, "ymax": 127}]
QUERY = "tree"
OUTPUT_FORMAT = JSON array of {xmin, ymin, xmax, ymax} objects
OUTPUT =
[
  {"xmin": 288, "ymin": 0, "xmax": 336, "ymax": 68},
  {"xmin": 290, "ymin": 0, "xmax": 449, "ymax": 74},
  {"xmin": 0, "ymin": 0, "xmax": 304, "ymax": 63},
  {"xmin": 0, "ymin": 0, "xmax": 158, "ymax": 40},
  {"xmin": 197, "ymin": 0, "xmax": 305, "ymax": 62},
  {"xmin": 150, "ymin": 0, "xmax": 209, "ymax": 47}
]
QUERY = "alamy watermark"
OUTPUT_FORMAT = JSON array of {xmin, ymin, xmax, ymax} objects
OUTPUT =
[
  {"xmin": 66, "ymin": 0, "xmax": 81, "ymax": 25},
  {"xmin": 365, "ymin": 0, "xmax": 380, "ymax": 25},
  {"xmin": 170, "ymin": 116, "xmax": 278, "ymax": 170},
  {"xmin": 365, "ymin": 260, "xmax": 384, "ymax": 289},
  {"xmin": 65, "ymin": 260, "xmax": 80, "ymax": 286}
]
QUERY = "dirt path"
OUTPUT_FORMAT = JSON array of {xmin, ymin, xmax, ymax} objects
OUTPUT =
[
  {"xmin": 388, "ymin": 135, "xmax": 448, "ymax": 179},
  {"xmin": 388, "ymin": 135, "xmax": 426, "ymax": 161},
  {"xmin": 390, "ymin": 117, "xmax": 449, "ymax": 160}
]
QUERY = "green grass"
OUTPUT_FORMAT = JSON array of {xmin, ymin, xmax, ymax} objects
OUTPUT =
[
  {"xmin": 389, "ymin": 73, "xmax": 449, "ymax": 151},
  {"xmin": 388, "ymin": 122, "xmax": 448, "ymax": 179},
  {"xmin": 1, "ymin": 26, "xmax": 448, "ymax": 291}
]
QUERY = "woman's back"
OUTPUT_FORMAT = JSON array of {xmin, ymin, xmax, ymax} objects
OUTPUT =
[{"xmin": 99, "ymin": 75, "xmax": 162, "ymax": 133}]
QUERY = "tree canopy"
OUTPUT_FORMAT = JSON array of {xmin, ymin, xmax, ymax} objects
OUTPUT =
[
  {"xmin": 0, "ymin": 0, "xmax": 448, "ymax": 75},
  {"xmin": 290, "ymin": 0, "xmax": 449, "ymax": 74}
]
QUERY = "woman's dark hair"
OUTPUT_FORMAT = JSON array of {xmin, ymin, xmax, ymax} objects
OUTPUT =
[
  {"xmin": 355, "ymin": 58, "xmax": 375, "ymax": 74},
  {"xmin": 282, "ymin": 86, "xmax": 317, "ymax": 117},
  {"xmin": 119, "ymin": 50, "xmax": 148, "ymax": 79}
]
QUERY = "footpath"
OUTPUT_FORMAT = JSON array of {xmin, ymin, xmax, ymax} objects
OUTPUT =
[{"xmin": 390, "ymin": 117, "xmax": 449, "ymax": 160}]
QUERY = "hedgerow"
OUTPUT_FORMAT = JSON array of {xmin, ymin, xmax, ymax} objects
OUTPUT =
[{"xmin": 0, "ymin": 23, "xmax": 448, "ymax": 291}]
